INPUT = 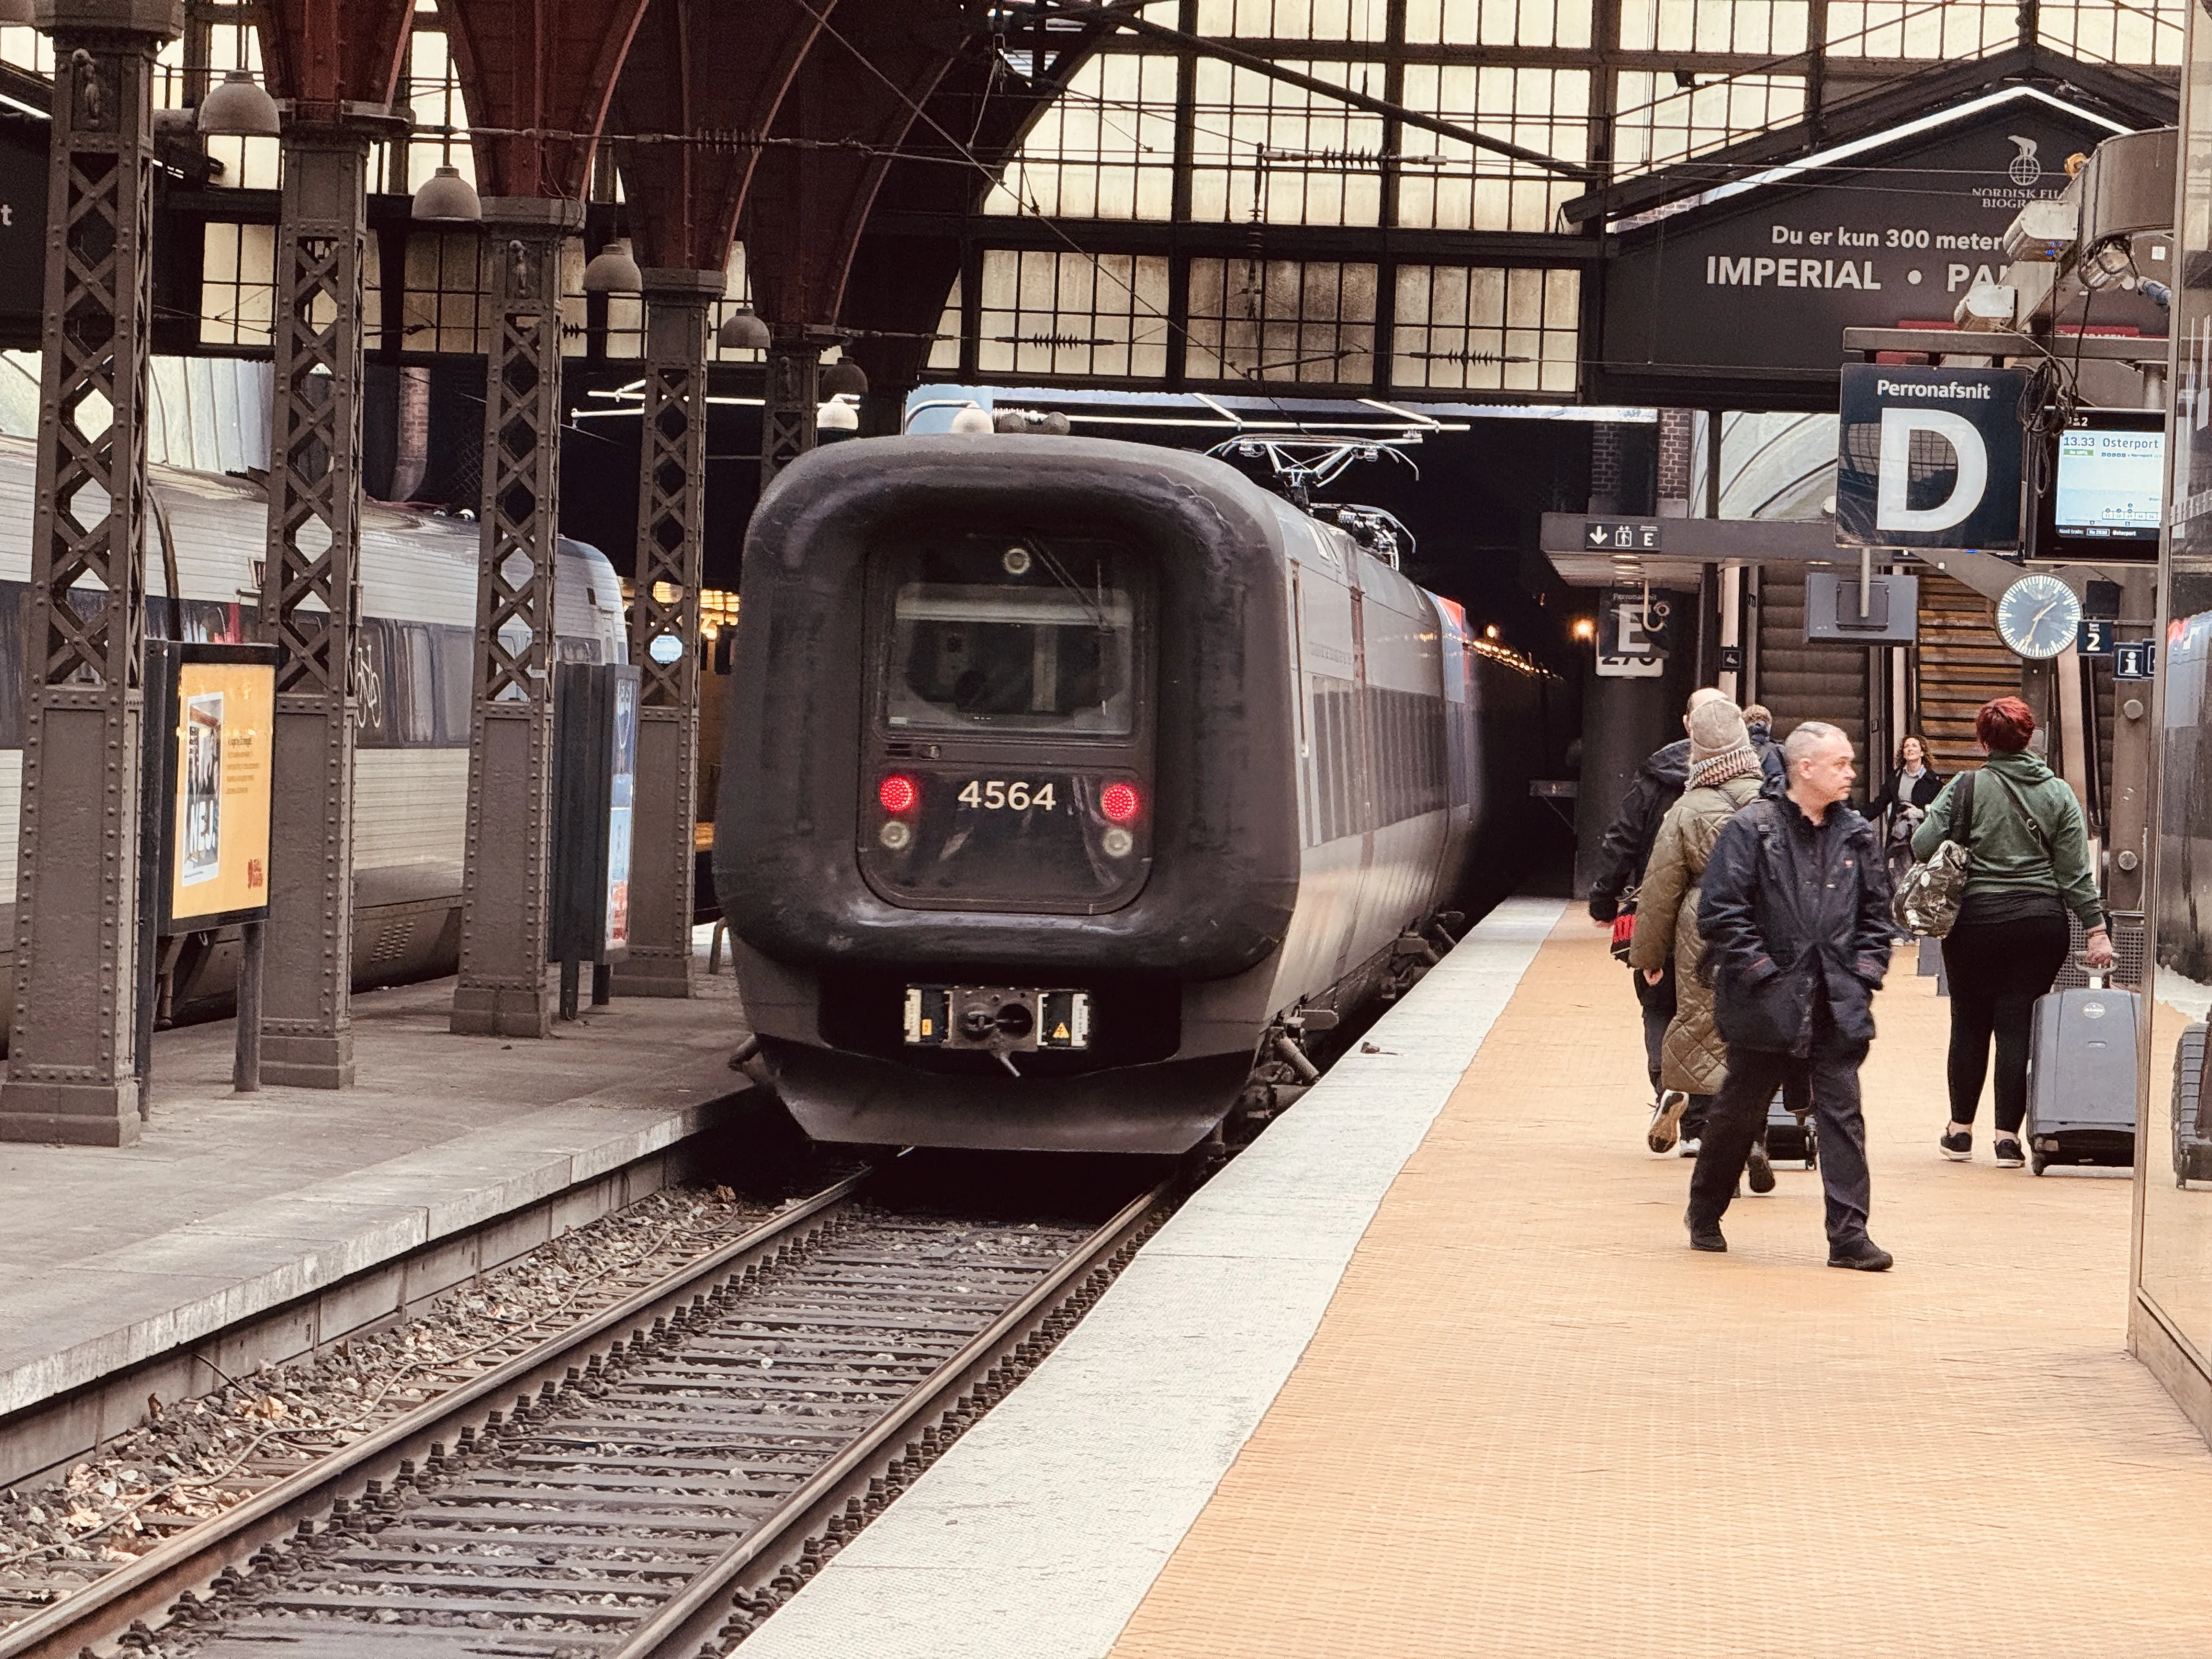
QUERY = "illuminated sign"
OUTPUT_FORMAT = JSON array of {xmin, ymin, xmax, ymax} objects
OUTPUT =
[{"xmin": 156, "ymin": 646, "xmax": 276, "ymax": 932}]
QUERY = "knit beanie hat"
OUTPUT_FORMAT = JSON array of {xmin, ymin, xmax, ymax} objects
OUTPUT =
[{"xmin": 1686, "ymin": 699, "xmax": 1760, "ymax": 788}]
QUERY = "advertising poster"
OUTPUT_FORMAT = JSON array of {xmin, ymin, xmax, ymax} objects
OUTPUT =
[
  {"xmin": 168, "ymin": 657, "xmax": 274, "ymax": 929},
  {"xmin": 1596, "ymin": 96, "xmax": 2161, "ymax": 403},
  {"xmin": 603, "ymin": 672, "xmax": 637, "ymax": 954},
  {"xmin": 181, "ymin": 693, "xmax": 223, "ymax": 885}
]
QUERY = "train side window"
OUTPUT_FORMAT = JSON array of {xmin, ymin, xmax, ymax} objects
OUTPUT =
[
  {"xmin": 435, "ymin": 623, "xmax": 473, "ymax": 745},
  {"xmin": 399, "ymin": 625, "xmax": 438, "ymax": 746}
]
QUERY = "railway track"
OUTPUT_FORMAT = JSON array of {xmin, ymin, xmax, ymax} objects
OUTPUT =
[{"xmin": 2, "ymin": 1156, "xmax": 1175, "ymax": 1659}]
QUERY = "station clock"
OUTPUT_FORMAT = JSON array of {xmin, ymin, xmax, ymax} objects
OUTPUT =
[{"xmin": 1994, "ymin": 573, "xmax": 2083, "ymax": 661}]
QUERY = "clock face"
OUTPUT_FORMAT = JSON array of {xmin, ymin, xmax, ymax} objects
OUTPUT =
[{"xmin": 1996, "ymin": 574, "xmax": 2083, "ymax": 660}]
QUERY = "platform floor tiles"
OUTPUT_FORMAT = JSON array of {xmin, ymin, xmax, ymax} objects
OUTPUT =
[{"xmin": 1105, "ymin": 913, "xmax": 2207, "ymax": 1659}]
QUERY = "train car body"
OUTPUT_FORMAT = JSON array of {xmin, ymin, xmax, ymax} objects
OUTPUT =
[
  {"xmin": 715, "ymin": 436, "xmax": 1547, "ymax": 1155},
  {"xmin": 0, "ymin": 437, "xmax": 627, "ymax": 1032}
]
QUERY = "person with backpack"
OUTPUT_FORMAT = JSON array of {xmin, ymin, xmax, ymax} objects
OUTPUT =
[
  {"xmin": 1909, "ymin": 696, "xmax": 2115, "ymax": 1168},
  {"xmin": 1589, "ymin": 687, "xmax": 1726, "ymax": 1143},
  {"xmin": 1628, "ymin": 699, "xmax": 1771, "ymax": 1178}
]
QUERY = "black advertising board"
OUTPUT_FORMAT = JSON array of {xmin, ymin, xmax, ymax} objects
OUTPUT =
[
  {"xmin": 1595, "ymin": 92, "xmax": 2158, "ymax": 407},
  {"xmin": 1835, "ymin": 363, "xmax": 2032, "ymax": 550},
  {"xmin": 548, "ymin": 662, "xmax": 639, "ymax": 967},
  {"xmin": 0, "ymin": 115, "xmax": 41, "ymax": 345}
]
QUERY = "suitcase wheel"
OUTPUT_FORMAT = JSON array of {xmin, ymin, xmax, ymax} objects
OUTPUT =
[{"xmin": 2032, "ymin": 1150, "xmax": 2049, "ymax": 1176}]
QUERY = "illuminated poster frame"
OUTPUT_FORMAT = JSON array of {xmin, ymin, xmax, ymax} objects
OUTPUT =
[{"xmin": 148, "ymin": 642, "xmax": 278, "ymax": 934}]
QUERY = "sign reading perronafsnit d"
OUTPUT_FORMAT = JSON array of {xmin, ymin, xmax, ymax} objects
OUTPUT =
[{"xmin": 1835, "ymin": 363, "xmax": 2031, "ymax": 551}]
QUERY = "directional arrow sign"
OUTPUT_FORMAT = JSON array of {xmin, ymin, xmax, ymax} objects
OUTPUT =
[{"xmin": 1584, "ymin": 520, "xmax": 1662, "ymax": 551}]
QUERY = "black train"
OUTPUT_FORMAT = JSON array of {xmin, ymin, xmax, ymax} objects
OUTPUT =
[{"xmin": 715, "ymin": 436, "xmax": 1551, "ymax": 1154}]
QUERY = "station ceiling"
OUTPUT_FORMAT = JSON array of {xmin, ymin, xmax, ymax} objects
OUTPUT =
[{"xmin": 0, "ymin": 0, "xmax": 2183, "ymax": 407}]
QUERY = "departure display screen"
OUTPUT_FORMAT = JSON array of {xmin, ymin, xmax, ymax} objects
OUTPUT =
[{"xmin": 2055, "ymin": 421, "xmax": 2165, "ymax": 540}]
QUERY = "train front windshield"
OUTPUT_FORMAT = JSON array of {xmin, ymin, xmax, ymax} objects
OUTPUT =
[{"xmin": 884, "ymin": 543, "xmax": 1136, "ymax": 737}]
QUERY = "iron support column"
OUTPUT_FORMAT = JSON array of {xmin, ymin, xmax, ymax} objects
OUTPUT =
[
  {"xmin": 760, "ymin": 326, "xmax": 824, "ymax": 487},
  {"xmin": 0, "ymin": 3, "xmax": 180, "ymax": 1146},
  {"xmin": 612, "ymin": 269, "xmax": 719, "ymax": 999},
  {"xmin": 259, "ymin": 114, "xmax": 395, "ymax": 1088},
  {"xmin": 451, "ymin": 200, "xmax": 580, "ymax": 1037}
]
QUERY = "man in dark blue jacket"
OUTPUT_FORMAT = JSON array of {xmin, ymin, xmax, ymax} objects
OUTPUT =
[{"xmin": 1690, "ymin": 720, "xmax": 1895, "ymax": 1270}]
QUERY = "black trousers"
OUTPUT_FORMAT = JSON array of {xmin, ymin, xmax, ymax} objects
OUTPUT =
[
  {"xmin": 1940, "ymin": 911, "xmax": 2070, "ymax": 1135},
  {"xmin": 1690, "ymin": 1013, "xmax": 1873, "ymax": 1245},
  {"xmin": 1635, "ymin": 959, "xmax": 1676, "ymax": 1096}
]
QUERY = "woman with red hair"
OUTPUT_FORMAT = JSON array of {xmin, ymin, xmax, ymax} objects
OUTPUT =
[{"xmin": 1909, "ymin": 696, "xmax": 2114, "ymax": 1166}]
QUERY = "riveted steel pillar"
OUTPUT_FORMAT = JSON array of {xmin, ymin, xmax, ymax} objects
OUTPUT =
[
  {"xmin": 612, "ymin": 269, "xmax": 719, "ymax": 999},
  {"xmin": 259, "ymin": 114, "xmax": 396, "ymax": 1088},
  {"xmin": 0, "ymin": 3, "xmax": 180, "ymax": 1146},
  {"xmin": 759, "ymin": 326, "xmax": 823, "ymax": 487},
  {"xmin": 451, "ymin": 201, "xmax": 580, "ymax": 1038}
]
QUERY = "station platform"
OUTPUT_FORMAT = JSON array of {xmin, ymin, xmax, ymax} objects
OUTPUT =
[
  {"xmin": 0, "ymin": 948, "xmax": 753, "ymax": 1486},
  {"xmin": 747, "ymin": 899, "xmax": 2212, "ymax": 1658}
]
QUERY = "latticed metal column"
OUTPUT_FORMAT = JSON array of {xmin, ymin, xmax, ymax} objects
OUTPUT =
[
  {"xmin": 259, "ymin": 117, "xmax": 393, "ymax": 1088},
  {"xmin": 760, "ymin": 325, "xmax": 824, "ymax": 486},
  {"xmin": 612, "ymin": 270, "xmax": 718, "ymax": 998},
  {"xmin": 452, "ymin": 202, "xmax": 581, "ymax": 1037},
  {"xmin": 0, "ymin": 2, "xmax": 180, "ymax": 1146}
]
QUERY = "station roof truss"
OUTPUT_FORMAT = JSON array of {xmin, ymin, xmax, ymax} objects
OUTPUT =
[{"xmin": 0, "ymin": 0, "xmax": 2177, "ymax": 405}]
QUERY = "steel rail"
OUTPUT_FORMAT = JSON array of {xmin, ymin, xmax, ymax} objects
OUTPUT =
[
  {"xmin": 0, "ymin": 1169, "xmax": 875, "ymax": 1659},
  {"xmin": 616, "ymin": 1175, "xmax": 1174, "ymax": 1658}
]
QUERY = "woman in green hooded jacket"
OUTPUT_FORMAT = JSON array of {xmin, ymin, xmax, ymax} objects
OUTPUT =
[{"xmin": 1910, "ymin": 696, "xmax": 2114, "ymax": 1168}]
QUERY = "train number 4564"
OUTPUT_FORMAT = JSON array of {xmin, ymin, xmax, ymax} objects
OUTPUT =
[{"xmin": 957, "ymin": 780, "xmax": 1056, "ymax": 811}]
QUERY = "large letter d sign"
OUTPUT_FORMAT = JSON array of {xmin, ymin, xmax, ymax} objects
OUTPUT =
[{"xmin": 1876, "ymin": 408, "xmax": 1987, "ymax": 534}]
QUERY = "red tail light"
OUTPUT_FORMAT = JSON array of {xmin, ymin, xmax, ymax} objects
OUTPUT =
[
  {"xmin": 879, "ymin": 774, "xmax": 918, "ymax": 814},
  {"xmin": 1100, "ymin": 781, "xmax": 1141, "ymax": 823}
]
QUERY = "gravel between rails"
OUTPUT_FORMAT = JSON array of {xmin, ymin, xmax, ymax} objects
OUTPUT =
[
  {"xmin": 165, "ymin": 1201, "xmax": 1098, "ymax": 1657},
  {"xmin": 0, "ymin": 1175, "xmax": 862, "ymax": 1630},
  {"xmin": 0, "ymin": 1153, "xmax": 1173, "ymax": 1659}
]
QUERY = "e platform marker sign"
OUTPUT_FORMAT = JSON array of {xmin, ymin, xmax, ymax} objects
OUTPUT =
[{"xmin": 1836, "ymin": 363, "xmax": 2030, "ymax": 551}]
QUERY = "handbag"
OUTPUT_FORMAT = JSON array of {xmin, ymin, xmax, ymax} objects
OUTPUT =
[
  {"xmin": 1893, "ymin": 771, "xmax": 1978, "ymax": 938},
  {"xmin": 1610, "ymin": 884, "xmax": 1638, "ymax": 962}
]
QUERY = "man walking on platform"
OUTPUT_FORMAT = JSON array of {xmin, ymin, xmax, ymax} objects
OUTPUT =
[{"xmin": 1688, "ymin": 721, "xmax": 1895, "ymax": 1270}]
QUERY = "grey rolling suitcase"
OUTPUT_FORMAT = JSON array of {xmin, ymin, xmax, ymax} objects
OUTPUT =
[
  {"xmin": 2024, "ymin": 975, "xmax": 2139, "ymax": 1176},
  {"xmin": 2172, "ymin": 1024, "xmax": 2212, "ymax": 1187}
]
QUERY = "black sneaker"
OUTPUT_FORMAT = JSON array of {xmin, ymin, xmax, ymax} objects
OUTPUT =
[
  {"xmin": 1994, "ymin": 1137, "xmax": 2026, "ymax": 1169},
  {"xmin": 1828, "ymin": 1237, "xmax": 1894, "ymax": 1271},
  {"xmin": 1747, "ymin": 1140, "xmax": 1776, "ymax": 1194},
  {"xmin": 1686, "ymin": 1208, "xmax": 1726, "ymax": 1252},
  {"xmin": 1939, "ymin": 1128, "xmax": 1972, "ymax": 1162}
]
